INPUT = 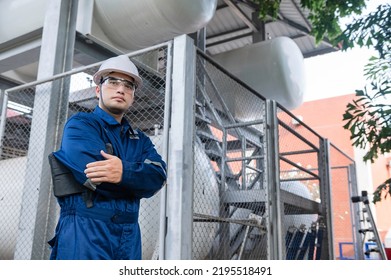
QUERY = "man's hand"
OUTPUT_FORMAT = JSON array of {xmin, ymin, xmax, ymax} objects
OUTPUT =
[{"xmin": 84, "ymin": 150, "xmax": 123, "ymax": 184}]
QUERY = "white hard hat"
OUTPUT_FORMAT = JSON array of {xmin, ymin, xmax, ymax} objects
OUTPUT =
[{"xmin": 93, "ymin": 55, "xmax": 143, "ymax": 88}]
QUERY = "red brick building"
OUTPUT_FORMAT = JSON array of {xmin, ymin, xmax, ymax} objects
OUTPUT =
[{"xmin": 291, "ymin": 94, "xmax": 391, "ymax": 245}]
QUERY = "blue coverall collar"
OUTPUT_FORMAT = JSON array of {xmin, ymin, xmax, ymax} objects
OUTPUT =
[{"xmin": 93, "ymin": 106, "xmax": 136, "ymax": 136}]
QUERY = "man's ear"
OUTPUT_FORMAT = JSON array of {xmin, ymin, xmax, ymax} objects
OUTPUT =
[{"xmin": 95, "ymin": 85, "xmax": 100, "ymax": 99}]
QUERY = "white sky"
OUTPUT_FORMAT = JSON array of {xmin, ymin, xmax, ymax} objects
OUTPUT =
[
  {"xmin": 303, "ymin": 0, "xmax": 389, "ymax": 102},
  {"xmin": 303, "ymin": 47, "xmax": 375, "ymax": 102}
]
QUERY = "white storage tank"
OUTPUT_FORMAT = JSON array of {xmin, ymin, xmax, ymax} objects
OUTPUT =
[
  {"xmin": 91, "ymin": 0, "xmax": 217, "ymax": 51},
  {"xmin": 281, "ymin": 181, "xmax": 318, "ymax": 231},
  {"xmin": 212, "ymin": 37, "xmax": 306, "ymax": 110},
  {"xmin": 0, "ymin": 0, "xmax": 217, "ymax": 82},
  {"xmin": 0, "ymin": 0, "xmax": 48, "ymax": 45},
  {"xmin": 0, "ymin": 157, "xmax": 27, "ymax": 260},
  {"xmin": 0, "ymin": 0, "xmax": 217, "ymax": 52}
]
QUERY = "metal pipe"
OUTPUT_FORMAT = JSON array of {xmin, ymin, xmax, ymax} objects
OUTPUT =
[
  {"xmin": 158, "ymin": 41, "xmax": 173, "ymax": 260},
  {"xmin": 0, "ymin": 90, "xmax": 8, "ymax": 156}
]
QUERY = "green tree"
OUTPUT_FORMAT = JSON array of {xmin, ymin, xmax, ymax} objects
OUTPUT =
[
  {"xmin": 255, "ymin": 1, "xmax": 391, "ymax": 203},
  {"xmin": 340, "ymin": 4, "xmax": 391, "ymax": 204},
  {"xmin": 255, "ymin": 0, "xmax": 366, "ymax": 43}
]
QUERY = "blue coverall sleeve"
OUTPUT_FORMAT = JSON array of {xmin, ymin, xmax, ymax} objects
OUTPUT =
[
  {"xmin": 113, "ymin": 133, "xmax": 167, "ymax": 199},
  {"xmin": 55, "ymin": 114, "xmax": 166, "ymax": 199},
  {"xmin": 53, "ymin": 114, "xmax": 107, "ymax": 187}
]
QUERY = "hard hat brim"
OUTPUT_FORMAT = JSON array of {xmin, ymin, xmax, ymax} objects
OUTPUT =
[{"xmin": 93, "ymin": 68, "xmax": 143, "ymax": 88}]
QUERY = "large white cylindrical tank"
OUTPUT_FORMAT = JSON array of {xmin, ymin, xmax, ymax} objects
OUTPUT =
[
  {"xmin": 93, "ymin": 0, "xmax": 217, "ymax": 51},
  {"xmin": 0, "ymin": 0, "xmax": 48, "ymax": 45},
  {"xmin": 0, "ymin": 0, "xmax": 217, "ymax": 52},
  {"xmin": 212, "ymin": 37, "xmax": 306, "ymax": 110},
  {"xmin": 0, "ymin": 157, "xmax": 26, "ymax": 260},
  {"xmin": 280, "ymin": 181, "xmax": 318, "ymax": 231}
]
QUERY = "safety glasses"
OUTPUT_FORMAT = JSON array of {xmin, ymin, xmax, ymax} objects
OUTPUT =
[{"xmin": 101, "ymin": 77, "xmax": 137, "ymax": 92}]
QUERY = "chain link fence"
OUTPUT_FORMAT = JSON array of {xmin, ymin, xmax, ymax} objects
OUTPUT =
[
  {"xmin": 0, "ymin": 43, "xmax": 170, "ymax": 260},
  {"xmin": 0, "ymin": 37, "xmax": 359, "ymax": 260},
  {"xmin": 329, "ymin": 144, "xmax": 357, "ymax": 259},
  {"xmin": 277, "ymin": 107, "xmax": 324, "ymax": 259},
  {"xmin": 194, "ymin": 52, "xmax": 268, "ymax": 260},
  {"xmin": 1, "ymin": 84, "xmax": 35, "ymax": 259},
  {"xmin": 192, "ymin": 50, "xmax": 359, "ymax": 260}
]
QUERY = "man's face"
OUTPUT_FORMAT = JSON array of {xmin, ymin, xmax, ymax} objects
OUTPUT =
[{"xmin": 95, "ymin": 72, "xmax": 136, "ymax": 118}]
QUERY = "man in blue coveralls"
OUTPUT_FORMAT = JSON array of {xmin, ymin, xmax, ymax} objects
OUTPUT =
[{"xmin": 48, "ymin": 55, "xmax": 167, "ymax": 260}]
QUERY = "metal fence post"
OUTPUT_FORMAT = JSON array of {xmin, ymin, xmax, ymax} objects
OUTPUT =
[
  {"xmin": 0, "ymin": 90, "xmax": 7, "ymax": 157},
  {"xmin": 164, "ymin": 35, "xmax": 196, "ymax": 259},
  {"xmin": 265, "ymin": 100, "xmax": 283, "ymax": 259},
  {"xmin": 318, "ymin": 138, "xmax": 334, "ymax": 259},
  {"xmin": 14, "ymin": 0, "xmax": 78, "ymax": 259},
  {"xmin": 349, "ymin": 163, "xmax": 364, "ymax": 259}
]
